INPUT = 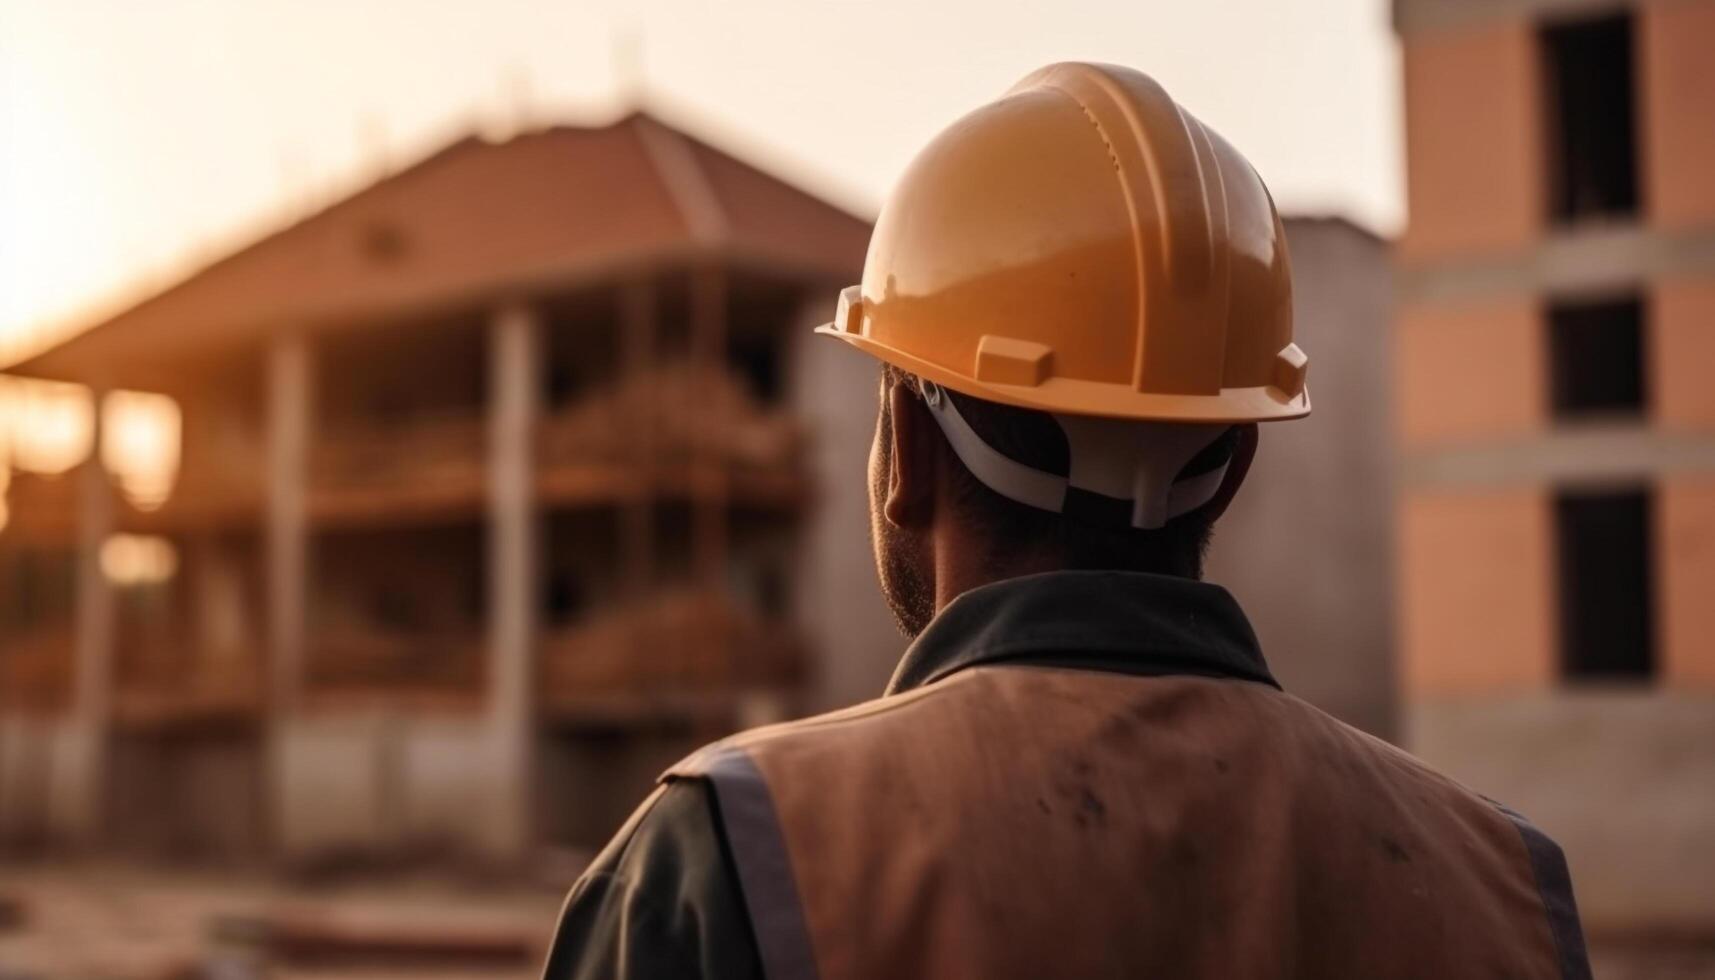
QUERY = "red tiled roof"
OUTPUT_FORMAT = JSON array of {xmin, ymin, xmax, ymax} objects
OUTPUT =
[{"xmin": 9, "ymin": 112, "xmax": 872, "ymax": 383}]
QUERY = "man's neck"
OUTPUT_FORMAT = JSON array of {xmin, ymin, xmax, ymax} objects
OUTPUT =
[{"xmin": 931, "ymin": 522, "xmax": 1064, "ymax": 617}]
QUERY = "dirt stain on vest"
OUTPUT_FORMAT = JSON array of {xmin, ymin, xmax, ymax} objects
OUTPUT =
[
  {"xmin": 1098, "ymin": 702, "xmax": 1151, "ymax": 743},
  {"xmin": 1053, "ymin": 754, "xmax": 1109, "ymax": 830},
  {"xmin": 1072, "ymin": 787, "xmax": 1107, "ymax": 829},
  {"xmin": 1048, "ymin": 767, "xmax": 1109, "ymax": 830}
]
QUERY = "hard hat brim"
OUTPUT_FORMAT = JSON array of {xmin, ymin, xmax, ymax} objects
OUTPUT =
[{"xmin": 813, "ymin": 322, "xmax": 1310, "ymax": 424}]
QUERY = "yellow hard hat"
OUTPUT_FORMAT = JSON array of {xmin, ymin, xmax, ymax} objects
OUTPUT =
[{"xmin": 817, "ymin": 62, "xmax": 1308, "ymax": 424}]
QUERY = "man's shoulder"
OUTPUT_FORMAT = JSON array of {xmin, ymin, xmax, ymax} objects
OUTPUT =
[
  {"xmin": 664, "ymin": 671, "xmax": 983, "ymax": 782},
  {"xmin": 546, "ymin": 776, "xmax": 765, "ymax": 980},
  {"xmin": 572, "ymin": 778, "xmax": 723, "ymax": 903}
]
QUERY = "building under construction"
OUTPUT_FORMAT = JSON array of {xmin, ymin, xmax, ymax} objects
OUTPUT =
[
  {"xmin": 1394, "ymin": 0, "xmax": 1715, "ymax": 967},
  {"xmin": 0, "ymin": 112, "xmax": 889, "ymax": 861},
  {"xmin": 0, "ymin": 110, "xmax": 1393, "ymax": 866}
]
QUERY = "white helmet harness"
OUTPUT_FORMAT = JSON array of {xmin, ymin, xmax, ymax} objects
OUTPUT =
[{"xmin": 919, "ymin": 380, "xmax": 1233, "ymax": 531}]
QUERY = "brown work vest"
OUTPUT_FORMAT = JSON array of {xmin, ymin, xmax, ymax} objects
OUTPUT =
[{"xmin": 668, "ymin": 666, "xmax": 1588, "ymax": 979}]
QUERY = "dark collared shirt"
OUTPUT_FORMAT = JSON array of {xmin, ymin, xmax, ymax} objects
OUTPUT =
[{"xmin": 542, "ymin": 571, "xmax": 1277, "ymax": 980}]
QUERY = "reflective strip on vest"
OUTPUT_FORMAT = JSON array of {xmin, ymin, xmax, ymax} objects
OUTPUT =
[{"xmin": 694, "ymin": 747, "xmax": 820, "ymax": 980}]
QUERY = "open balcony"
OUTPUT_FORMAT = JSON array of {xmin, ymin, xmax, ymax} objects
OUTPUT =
[
  {"xmin": 310, "ymin": 413, "xmax": 488, "ymax": 525},
  {"xmin": 121, "ymin": 453, "xmax": 264, "ymax": 534},
  {"xmin": 305, "ymin": 519, "xmax": 485, "ymax": 709},
  {"xmin": 539, "ymin": 588, "xmax": 806, "ymax": 724},
  {"xmin": 538, "ymin": 363, "xmax": 807, "ymax": 507},
  {"xmin": 113, "ymin": 638, "xmax": 264, "ymax": 729},
  {"xmin": 99, "ymin": 528, "xmax": 266, "ymax": 728},
  {"xmin": 304, "ymin": 623, "xmax": 486, "ymax": 711},
  {"xmin": 310, "ymin": 307, "xmax": 490, "ymax": 525}
]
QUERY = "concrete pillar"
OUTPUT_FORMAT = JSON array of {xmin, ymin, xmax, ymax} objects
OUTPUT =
[
  {"xmin": 692, "ymin": 266, "xmax": 729, "ymax": 588},
  {"xmin": 620, "ymin": 276, "xmax": 656, "ymax": 595},
  {"xmin": 487, "ymin": 300, "xmax": 541, "ymax": 860},
  {"xmin": 64, "ymin": 388, "xmax": 114, "ymax": 843},
  {"xmin": 264, "ymin": 335, "xmax": 311, "ymax": 854},
  {"xmin": 266, "ymin": 335, "xmax": 312, "ymax": 715}
]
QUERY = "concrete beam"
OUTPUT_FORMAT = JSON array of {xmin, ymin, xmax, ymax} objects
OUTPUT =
[
  {"xmin": 1398, "ymin": 224, "xmax": 1715, "ymax": 308},
  {"xmin": 1394, "ymin": 0, "xmax": 1667, "ymax": 38},
  {"xmin": 1402, "ymin": 423, "xmax": 1715, "ymax": 488}
]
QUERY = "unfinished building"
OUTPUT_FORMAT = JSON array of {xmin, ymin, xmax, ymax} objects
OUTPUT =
[
  {"xmin": 1394, "ymin": 0, "xmax": 1715, "ymax": 967},
  {"xmin": 0, "ymin": 113, "xmax": 876, "ymax": 861}
]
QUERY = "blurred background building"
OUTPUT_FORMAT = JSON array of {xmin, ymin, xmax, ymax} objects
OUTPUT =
[
  {"xmin": 0, "ymin": 103, "xmax": 1395, "ymax": 869},
  {"xmin": 1394, "ymin": 0, "xmax": 1715, "ymax": 969},
  {"xmin": 0, "ymin": 112, "xmax": 883, "ymax": 862}
]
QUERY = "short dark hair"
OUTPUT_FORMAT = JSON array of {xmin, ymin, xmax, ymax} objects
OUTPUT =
[{"xmin": 883, "ymin": 364, "xmax": 1230, "ymax": 579}]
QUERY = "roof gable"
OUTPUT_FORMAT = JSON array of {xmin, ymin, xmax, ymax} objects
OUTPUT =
[{"xmin": 9, "ymin": 113, "xmax": 872, "ymax": 382}]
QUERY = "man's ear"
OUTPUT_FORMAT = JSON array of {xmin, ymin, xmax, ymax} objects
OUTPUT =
[
  {"xmin": 883, "ymin": 382, "xmax": 937, "ymax": 529},
  {"xmin": 1198, "ymin": 423, "xmax": 1258, "ymax": 523}
]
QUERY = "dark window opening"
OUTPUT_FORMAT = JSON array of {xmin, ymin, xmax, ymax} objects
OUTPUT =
[
  {"xmin": 370, "ymin": 588, "xmax": 423, "ymax": 632},
  {"xmin": 754, "ymin": 562, "xmax": 788, "ymax": 617},
  {"xmin": 2, "ymin": 550, "xmax": 75, "ymax": 630},
  {"xmin": 543, "ymin": 571, "xmax": 586, "ymax": 627},
  {"xmin": 318, "ymin": 312, "xmax": 488, "ymax": 427},
  {"xmin": 1549, "ymin": 296, "xmax": 1646, "ymax": 418},
  {"xmin": 651, "ymin": 502, "xmax": 696, "ymax": 588},
  {"xmin": 729, "ymin": 334, "xmax": 784, "ymax": 403},
  {"xmin": 544, "ymin": 348, "xmax": 589, "ymax": 409},
  {"xmin": 1556, "ymin": 489, "xmax": 1655, "ymax": 681},
  {"xmin": 1541, "ymin": 14, "xmax": 1639, "ymax": 223},
  {"xmin": 543, "ymin": 290, "xmax": 622, "ymax": 410}
]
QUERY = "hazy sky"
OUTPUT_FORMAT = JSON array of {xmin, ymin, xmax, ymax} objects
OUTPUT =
[{"xmin": 0, "ymin": 0, "xmax": 1402, "ymax": 365}]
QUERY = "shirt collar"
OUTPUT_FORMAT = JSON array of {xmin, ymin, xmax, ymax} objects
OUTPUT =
[{"xmin": 884, "ymin": 570, "xmax": 1278, "ymax": 696}]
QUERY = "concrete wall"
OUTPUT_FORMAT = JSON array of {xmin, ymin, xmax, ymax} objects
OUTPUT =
[
  {"xmin": 105, "ymin": 730, "xmax": 263, "ymax": 860},
  {"xmin": 272, "ymin": 713, "xmax": 510, "ymax": 862},
  {"xmin": 1207, "ymin": 218, "xmax": 1396, "ymax": 738},
  {"xmin": 0, "ymin": 717, "xmax": 80, "ymax": 849},
  {"xmin": 1409, "ymin": 692, "xmax": 1715, "ymax": 932},
  {"xmin": 1401, "ymin": 20, "xmax": 1542, "ymax": 261},
  {"xmin": 1396, "ymin": 298, "xmax": 1543, "ymax": 446},
  {"xmin": 1399, "ymin": 487, "xmax": 1555, "ymax": 695},
  {"xmin": 1642, "ymin": 0, "xmax": 1715, "ymax": 230},
  {"xmin": 1653, "ymin": 277, "xmax": 1715, "ymax": 429},
  {"xmin": 0, "ymin": 716, "xmax": 105, "ymax": 852},
  {"xmin": 1661, "ymin": 476, "xmax": 1715, "ymax": 687}
]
